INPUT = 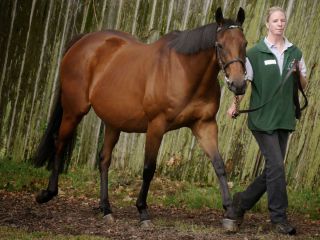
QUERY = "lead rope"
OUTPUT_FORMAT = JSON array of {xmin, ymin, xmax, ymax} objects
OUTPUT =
[{"xmin": 232, "ymin": 95, "xmax": 240, "ymax": 119}]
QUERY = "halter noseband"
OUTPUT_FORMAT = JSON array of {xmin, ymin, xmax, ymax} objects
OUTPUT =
[{"xmin": 215, "ymin": 25, "xmax": 246, "ymax": 76}]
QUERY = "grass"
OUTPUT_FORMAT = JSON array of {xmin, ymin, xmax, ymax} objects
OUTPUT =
[
  {"xmin": 0, "ymin": 226, "xmax": 110, "ymax": 240},
  {"xmin": 161, "ymin": 183, "xmax": 222, "ymax": 209},
  {"xmin": 1, "ymin": 158, "xmax": 319, "ymax": 220},
  {"xmin": 0, "ymin": 159, "xmax": 50, "ymax": 192}
]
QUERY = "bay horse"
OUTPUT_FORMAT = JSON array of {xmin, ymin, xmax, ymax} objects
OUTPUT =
[{"xmin": 34, "ymin": 7, "xmax": 247, "ymax": 231}]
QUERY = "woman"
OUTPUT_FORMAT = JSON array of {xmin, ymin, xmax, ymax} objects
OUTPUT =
[{"xmin": 227, "ymin": 6, "xmax": 307, "ymax": 235}]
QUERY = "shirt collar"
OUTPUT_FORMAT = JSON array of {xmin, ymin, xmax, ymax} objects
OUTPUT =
[{"xmin": 264, "ymin": 37, "xmax": 293, "ymax": 51}]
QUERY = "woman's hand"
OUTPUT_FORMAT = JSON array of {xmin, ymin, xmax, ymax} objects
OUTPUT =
[
  {"xmin": 227, "ymin": 95, "xmax": 245, "ymax": 119},
  {"xmin": 227, "ymin": 102, "xmax": 238, "ymax": 118},
  {"xmin": 293, "ymin": 60, "xmax": 308, "ymax": 89}
]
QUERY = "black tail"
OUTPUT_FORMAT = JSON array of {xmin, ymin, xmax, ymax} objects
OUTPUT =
[
  {"xmin": 33, "ymin": 91, "xmax": 76, "ymax": 172},
  {"xmin": 33, "ymin": 34, "xmax": 85, "ymax": 172}
]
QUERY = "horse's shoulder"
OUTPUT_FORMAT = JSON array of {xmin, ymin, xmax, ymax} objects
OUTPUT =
[{"xmin": 102, "ymin": 30, "xmax": 141, "ymax": 44}]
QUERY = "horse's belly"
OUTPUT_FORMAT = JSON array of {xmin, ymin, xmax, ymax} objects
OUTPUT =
[
  {"xmin": 91, "ymin": 99, "xmax": 148, "ymax": 133},
  {"xmin": 90, "ymin": 66, "xmax": 149, "ymax": 132}
]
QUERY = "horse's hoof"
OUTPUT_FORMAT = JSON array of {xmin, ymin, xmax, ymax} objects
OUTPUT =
[
  {"xmin": 35, "ymin": 190, "xmax": 57, "ymax": 204},
  {"xmin": 103, "ymin": 214, "xmax": 115, "ymax": 224},
  {"xmin": 222, "ymin": 218, "xmax": 238, "ymax": 232},
  {"xmin": 140, "ymin": 220, "xmax": 154, "ymax": 229}
]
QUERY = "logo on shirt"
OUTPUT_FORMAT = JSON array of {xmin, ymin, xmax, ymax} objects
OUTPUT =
[{"xmin": 264, "ymin": 59, "xmax": 277, "ymax": 65}]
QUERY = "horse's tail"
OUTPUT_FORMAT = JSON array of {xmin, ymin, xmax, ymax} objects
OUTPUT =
[
  {"xmin": 33, "ymin": 91, "xmax": 62, "ymax": 169},
  {"xmin": 33, "ymin": 91, "xmax": 76, "ymax": 172},
  {"xmin": 33, "ymin": 34, "xmax": 87, "ymax": 171}
]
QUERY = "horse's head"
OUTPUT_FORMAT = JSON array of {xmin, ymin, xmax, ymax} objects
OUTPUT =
[{"xmin": 215, "ymin": 7, "xmax": 247, "ymax": 95}]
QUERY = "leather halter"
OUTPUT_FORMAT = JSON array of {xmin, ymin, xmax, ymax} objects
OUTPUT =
[{"xmin": 215, "ymin": 25, "xmax": 246, "ymax": 76}]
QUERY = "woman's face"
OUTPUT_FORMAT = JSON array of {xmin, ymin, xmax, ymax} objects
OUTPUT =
[{"xmin": 266, "ymin": 10, "xmax": 286, "ymax": 37}]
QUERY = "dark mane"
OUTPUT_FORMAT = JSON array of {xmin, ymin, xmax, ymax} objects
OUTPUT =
[{"xmin": 167, "ymin": 19, "xmax": 238, "ymax": 54}]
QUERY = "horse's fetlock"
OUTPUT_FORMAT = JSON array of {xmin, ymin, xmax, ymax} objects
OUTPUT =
[
  {"xmin": 36, "ymin": 189, "xmax": 57, "ymax": 204},
  {"xmin": 139, "ymin": 208, "xmax": 150, "ymax": 221},
  {"xmin": 136, "ymin": 201, "xmax": 148, "ymax": 213},
  {"xmin": 101, "ymin": 207, "xmax": 112, "ymax": 215}
]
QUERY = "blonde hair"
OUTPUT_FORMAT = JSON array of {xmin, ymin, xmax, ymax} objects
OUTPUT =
[{"xmin": 266, "ymin": 6, "xmax": 286, "ymax": 23}]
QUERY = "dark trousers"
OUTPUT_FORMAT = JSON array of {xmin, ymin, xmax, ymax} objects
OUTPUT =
[{"xmin": 240, "ymin": 130, "xmax": 290, "ymax": 223}]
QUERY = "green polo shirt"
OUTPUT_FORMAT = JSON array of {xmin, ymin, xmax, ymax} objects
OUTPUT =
[{"xmin": 247, "ymin": 39, "xmax": 302, "ymax": 133}]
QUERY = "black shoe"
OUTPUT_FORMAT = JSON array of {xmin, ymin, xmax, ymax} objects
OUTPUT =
[
  {"xmin": 272, "ymin": 221, "xmax": 296, "ymax": 235},
  {"xmin": 232, "ymin": 192, "xmax": 246, "ymax": 225}
]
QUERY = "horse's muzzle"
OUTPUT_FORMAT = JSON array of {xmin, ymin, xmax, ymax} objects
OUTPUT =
[{"xmin": 226, "ymin": 79, "xmax": 246, "ymax": 96}]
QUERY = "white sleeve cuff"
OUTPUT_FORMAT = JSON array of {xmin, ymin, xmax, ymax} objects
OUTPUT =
[
  {"xmin": 245, "ymin": 57, "xmax": 253, "ymax": 81},
  {"xmin": 300, "ymin": 56, "xmax": 307, "ymax": 78}
]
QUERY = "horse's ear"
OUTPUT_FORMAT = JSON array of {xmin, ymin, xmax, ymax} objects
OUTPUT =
[
  {"xmin": 236, "ymin": 7, "xmax": 245, "ymax": 25},
  {"xmin": 215, "ymin": 7, "xmax": 224, "ymax": 25}
]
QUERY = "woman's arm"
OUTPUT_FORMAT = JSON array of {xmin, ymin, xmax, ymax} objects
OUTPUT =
[
  {"xmin": 298, "ymin": 57, "xmax": 308, "ymax": 90},
  {"xmin": 299, "ymin": 74, "xmax": 307, "ymax": 90}
]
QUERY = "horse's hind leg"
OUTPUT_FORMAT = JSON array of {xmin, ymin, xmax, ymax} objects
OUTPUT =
[
  {"xmin": 36, "ymin": 111, "xmax": 88, "ymax": 203},
  {"xmin": 98, "ymin": 125, "xmax": 120, "ymax": 222},
  {"xmin": 136, "ymin": 118, "xmax": 166, "ymax": 227},
  {"xmin": 191, "ymin": 120, "xmax": 237, "ymax": 231}
]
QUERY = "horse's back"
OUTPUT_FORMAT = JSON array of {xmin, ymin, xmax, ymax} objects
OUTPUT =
[{"xmin": 62, "ymin": 30, "xmax": 142, "ymax": 67}]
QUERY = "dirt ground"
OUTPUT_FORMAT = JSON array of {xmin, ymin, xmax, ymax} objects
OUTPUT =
[{"xmin": 0, "ymin": 190, "xmax": 319, "ymax": 240}]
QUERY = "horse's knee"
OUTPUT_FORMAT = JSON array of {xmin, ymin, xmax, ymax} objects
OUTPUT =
[
  {"xmin": 143, "ymin": 164, "xmax": 156, "ymax": 182},
  {"xmin": 98, "ymin": 152, "xmax": 104, "ymax": 171},
  {"xmin": 99, "ymin": 153, "xmax": 111, "ymax": 172},
  {"xmin": 212, "ymin": 153, "xmax": 226, "ymax": 176}
]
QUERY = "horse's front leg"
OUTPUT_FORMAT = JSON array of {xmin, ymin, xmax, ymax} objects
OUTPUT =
[
  {"xmin": 136, "ymin": 117, "xmax": 165, "ymax": 228},
  {"xmin": 191, "ymin": 119, "xmax": 237, "ymax": 231}
]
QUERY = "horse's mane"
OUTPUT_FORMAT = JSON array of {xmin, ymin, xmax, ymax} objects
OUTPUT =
[{"xmin": 167, "ymin": 19, "xmax": 237, "ymax": 54}]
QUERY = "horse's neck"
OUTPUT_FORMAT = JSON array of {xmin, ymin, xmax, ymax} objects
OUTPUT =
[{"xmin": 182, "ymin": 50, "xmax": 218, "ymax": 84}]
